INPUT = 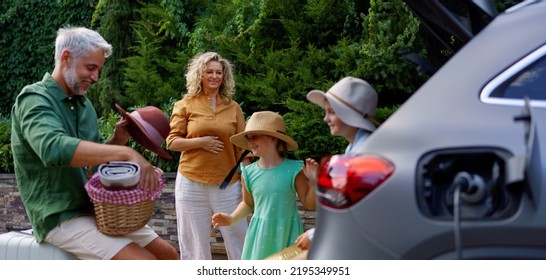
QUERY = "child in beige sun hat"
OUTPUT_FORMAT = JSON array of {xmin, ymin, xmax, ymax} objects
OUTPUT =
[
  {"xmin": 307, "ymin": 76, "xmax": 378, "ymax": 130},
  {"xmin": 229, "ymin": 110, "xmax": 298, "ymax": 152},
  {"xmin": 293, "ymin": 76, "xmax": 380, "ymax": 259},
  {"xmin": 306, "ymin": 76, "xmax": 379, "ymax": 153},
  {"xmin": 212, "ymin": 111, "xmax": 316, "ymax": 260}
]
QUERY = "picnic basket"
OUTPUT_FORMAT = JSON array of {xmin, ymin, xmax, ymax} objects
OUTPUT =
[{"xmin": 84, "ymin": 163, "xmax": 164, "ymax": 236}]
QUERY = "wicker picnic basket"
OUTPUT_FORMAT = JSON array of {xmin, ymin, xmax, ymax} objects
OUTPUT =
[
  {"xmin": 92, "ymin": 199, "xmax": 155, "ymax": 236},
  {"xmin": 84, "ymin": 163, "xmax": 164, "ymax": 236}
]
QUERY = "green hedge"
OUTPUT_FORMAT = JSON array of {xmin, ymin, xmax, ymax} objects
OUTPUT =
[
  {"xmin": 0, "ymin": 0, "xmax": 421, "ymax": 173},
  {"xmin": 0, "ymin": 0, "xmax": 95, "ymax": 115},
  {"xmin": 0, "ymin": 0, "xmax": 524, "ymax": 173},
  {"xmin": 0, "ymin": 115, "xmax": 12, "ymax": 173}
]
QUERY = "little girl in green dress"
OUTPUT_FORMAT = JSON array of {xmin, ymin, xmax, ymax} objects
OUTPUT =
[{"xmin": 212, "ymin": 111, "xmax": 316, "ymax": 260}]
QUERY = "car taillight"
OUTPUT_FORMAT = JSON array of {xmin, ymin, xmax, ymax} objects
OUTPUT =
[{"xmin": 316, "ymin": 154, "xmax": 394, "ymax": 209}]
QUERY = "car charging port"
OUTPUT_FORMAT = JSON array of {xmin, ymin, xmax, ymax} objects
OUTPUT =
[{"xmin": 416, "ymin": 148, "xmax": 522, "ymax": 220}]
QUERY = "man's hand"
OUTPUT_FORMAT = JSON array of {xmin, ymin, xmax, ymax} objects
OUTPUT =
[
  {"xmin": 127, "ymin": 152, "xmax": 160, "ymax": 198},
  {"xmin": 108, "ymin": 117, "xmax": 130, "ymax": 145}
]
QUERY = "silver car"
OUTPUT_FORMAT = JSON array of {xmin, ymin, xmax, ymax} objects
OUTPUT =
[{"xmin": 309, "ymin": 0, "xmax": 546, "ymax": 259}]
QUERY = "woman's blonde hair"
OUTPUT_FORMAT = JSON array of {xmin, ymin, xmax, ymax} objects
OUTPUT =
[{"xmin": 183, "ymin": 52, "xmax": 235, "ymax": 103}]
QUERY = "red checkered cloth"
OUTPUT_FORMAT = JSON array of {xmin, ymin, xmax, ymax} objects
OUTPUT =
[{"xmin": 85, "ymin": 170, "xmax": 164, "ymax": 205}]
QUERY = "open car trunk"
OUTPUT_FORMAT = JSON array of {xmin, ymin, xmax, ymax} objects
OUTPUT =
[{"xmin": 404, "ymin": 0, "xmax": 498, "ymax": 53}]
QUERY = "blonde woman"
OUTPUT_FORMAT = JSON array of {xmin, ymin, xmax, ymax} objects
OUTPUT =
[{"xmin": 167, "ymin": 52, "xmax": 248, "ymax": 260}]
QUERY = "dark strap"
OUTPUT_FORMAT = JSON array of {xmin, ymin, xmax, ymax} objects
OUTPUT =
[{"xmin": 219, "ymin": 150, "xmax": 250, "ymax": 190}]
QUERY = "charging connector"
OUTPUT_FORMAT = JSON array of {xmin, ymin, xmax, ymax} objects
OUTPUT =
[{"xmin": 453, "ymin": 171, "xmax": 486, "ymax": 204}]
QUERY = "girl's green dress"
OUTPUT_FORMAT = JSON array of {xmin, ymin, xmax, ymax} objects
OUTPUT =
[{"xmin": 239, "ymin": 158, "xmax": 304, "ymax": 260}]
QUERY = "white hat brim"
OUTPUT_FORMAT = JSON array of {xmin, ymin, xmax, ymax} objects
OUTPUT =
[{"xmin": 307, "ymin": 90, "xmax": 376, "ymax": 132}]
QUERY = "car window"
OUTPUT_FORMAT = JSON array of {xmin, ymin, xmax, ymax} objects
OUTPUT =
[
  {"xmin": 491, "ymin": 56, "xmax": 546, "ymax": 100},
  {"xmin": 481, "ymin": 44, "xmax": 546, "ymax": 106}
]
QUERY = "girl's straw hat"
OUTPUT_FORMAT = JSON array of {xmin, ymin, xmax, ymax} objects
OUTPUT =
[{"xmin": 230, "ymin": 111, "xmax": 298, "ymax": 151}]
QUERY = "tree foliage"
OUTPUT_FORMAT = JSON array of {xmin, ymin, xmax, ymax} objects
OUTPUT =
[
  {"xmin": 0, "ymin": 0, "xmax": 95, "ymax": 115},
  {"xmin": 0, "ymin": 0, "xmax": 524, "ymax": 172},
  {"xmin": 87, "ymin": 0, "xmax": 139, "ymax": 115},
  {"xmin": 0, "ymin": 0, "xmax": 432, "ymax": 171}
]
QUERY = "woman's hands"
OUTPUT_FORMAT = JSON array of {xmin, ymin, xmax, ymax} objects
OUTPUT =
[{"xmin": 201, "ymin": 136, "xmax": 224, "ymax": 154}]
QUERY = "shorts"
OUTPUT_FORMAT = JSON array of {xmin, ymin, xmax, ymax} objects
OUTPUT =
[{"xmin": 44, "ymin": 215, "xmax": 159, "ymax": 260}]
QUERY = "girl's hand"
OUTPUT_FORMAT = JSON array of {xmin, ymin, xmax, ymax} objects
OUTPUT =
[
  {"xmin": 295, "ymin": 230, "xmax": 312, "ymax": 250},
  {"xmin": 303, "ymin": 158, "xmax": 319, "ymax": 187},
  {"xmin": 212, "ymin": 212, "xmax": 232, "ymax": 227}
]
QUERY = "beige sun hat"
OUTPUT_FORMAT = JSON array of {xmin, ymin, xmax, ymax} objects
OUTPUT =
[
  {"xmin": 307, "ymin": 76, "xmax": 378, "ymax": 132},
  {"xmin": 230, "ymin": 111, "xmax": 298, "ymax": 151}
]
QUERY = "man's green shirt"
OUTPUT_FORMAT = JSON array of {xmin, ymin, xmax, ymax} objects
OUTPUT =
[{"xmin": 11, "ymin": 73, "xmax": 105, "ymax": 242}]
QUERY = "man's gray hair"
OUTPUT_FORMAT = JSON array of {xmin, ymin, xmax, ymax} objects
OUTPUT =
[{"xmin": 54, "ymin": 26, "xmax": 112, "ymax": 66}]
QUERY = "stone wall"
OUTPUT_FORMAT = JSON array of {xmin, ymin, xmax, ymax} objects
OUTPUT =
[{"xmin": 0, "ymin": 173, "xmax": 316, "ymax": 256}]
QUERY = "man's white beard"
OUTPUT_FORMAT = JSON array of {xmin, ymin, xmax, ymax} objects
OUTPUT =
[{"xmin": 64, "ymin": 65, "xmax": 86, "ymax": 96}]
